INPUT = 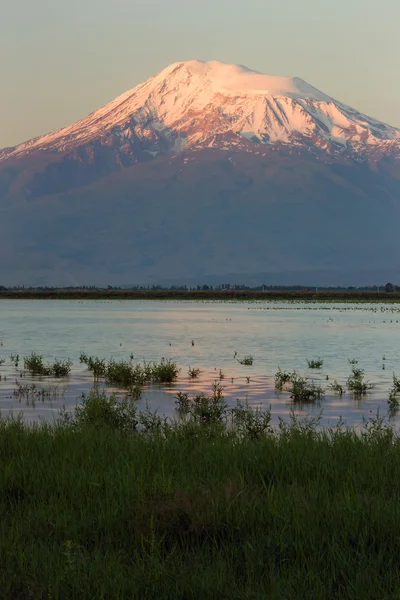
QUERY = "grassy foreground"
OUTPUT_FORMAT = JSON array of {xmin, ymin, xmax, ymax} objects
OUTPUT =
[{"xmin": 1, "ymin": 395, "xmax": 400, "ymax": 599}]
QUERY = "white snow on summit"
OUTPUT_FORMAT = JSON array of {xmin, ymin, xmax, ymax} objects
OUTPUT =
[{"xmin": 1, "ymin": 60, "xmax": 400, "ymax": 160}]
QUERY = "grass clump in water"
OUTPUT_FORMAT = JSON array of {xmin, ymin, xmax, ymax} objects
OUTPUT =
[
  {"xmin": 81, "ymin": 356, "xmax": 179, "ymax": 386},
  {"xmin": 347, "ymin": 367, "xmax": 374, "ymax": 396},
  {"xmin": 274, "ymin": 368, "xmax": 294, "ymax": 390},
  {"xmin": 327, "ymin": 380, "xmax": 345, "ymax": 395},
  {"xmin": 238, "ymin": 355, "xmax": 254, "ymax": 365},
  {"xmin": 9, "ymin": 353, "xmax": 19, "ymax": 367},
  {"xmin": 307, "ymin": 358, "xmax": 324, "ymax": 369},
  {"xmin": 188, "ymin": 367, "xmax": 201, "ymax": 378},
  {"xmin": 290, "ymin": 374, "xmax": 324, "ymax": 402},
  {"xmin": 274, "ymin": 369, "xmax": 324, "ymax": 402},
  {"xmin": 23, "ymin": 353, "xmax": 72, "ymax": 377}
]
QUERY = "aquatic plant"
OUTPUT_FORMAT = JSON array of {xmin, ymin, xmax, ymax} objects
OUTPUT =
[
  {"xmin": 290, "ymin": 374, "xmax": 324, "ymax": 402},
  {"xmin": 79, "ymin": 351, "xmax": 89, "ymax": 364},
  {"xmin": 188, "ymin": 367, "xmax": 201, "ymax": 379},
  {"xmin": 174, "ymin": 391, "xmax": 190, "ymax": 413},
  {"xmin": 152, "ymin": 359, "xmax": 180, "ymax": 383},
  {"xmin": 52, "ymin": 359, "xmax": 72, "ymax": 378},
  {"xmin": 346, "ymin": 367, "xmax": 373, "ymax": 396},
  {"xmin": 274, "ymin": 368, "xmax": 295, "ymax": 390},
  {"xmin": 23, "ymin": 353, "xmax": 72, "ymax": 377},
  {"xmin": 24, "ymin": 353, "xmax": 50, "ymax": 376},
  {"xmin": 9, "ymin": 353, "xmax": 19, "ymax": 367},
  {"xmin": 307, "ymin": 358, "xmax": 324, "ymax": 369},
  {"xmin": 238, "ymin": 355, "xmax": 254, "ymax": 365},
  {"xmin": 231, "ymin": 400, "xmax": 272, "ymax": 439},
  {"xmin": 327, "ymin": 380, "xmax": 345, "ymax": 395}
]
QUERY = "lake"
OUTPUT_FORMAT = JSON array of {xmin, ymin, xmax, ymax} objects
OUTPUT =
[{"xmin": 1, "ymin": 299, "xmax": 399, "ymax": 429}]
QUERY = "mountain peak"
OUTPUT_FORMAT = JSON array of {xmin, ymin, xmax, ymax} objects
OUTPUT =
[
  {"xmin": 155, "ymin": 60, "xmax": 330, "ymax": 101},
  {"xmin": 1, "ymin": 60, "xmax": 399, "ymax": 161}
]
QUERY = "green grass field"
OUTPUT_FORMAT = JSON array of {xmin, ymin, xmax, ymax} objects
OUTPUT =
[{"xmin": 1, "ymin": 390, "xmax": 400, "ymax": 599}]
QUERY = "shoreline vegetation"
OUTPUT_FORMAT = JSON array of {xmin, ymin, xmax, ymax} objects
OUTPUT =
[
  {"xmin": 2, "ymin": 388, "xmax": 400, "ymax": 599},
  {"xmin": 2, "ymin": 331, "xmax": 400, "ymax": 596},
  {"xmin": 0, "ymin": 387, "xmax": 400, "ymax": 600},
  {"xmin": 1, "ymin": 288, "xmax": 400, "ymax": 301}
]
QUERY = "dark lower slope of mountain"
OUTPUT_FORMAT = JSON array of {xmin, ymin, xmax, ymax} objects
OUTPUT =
[{"xmin": 1, "ymin": 148, "xmax": 400, "ymax": 286}]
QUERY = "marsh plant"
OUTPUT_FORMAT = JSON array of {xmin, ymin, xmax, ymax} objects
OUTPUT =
[
  {"xmin": 81, "ymin": 355, "xmax": 179, "ymax": 386},
  {"xmin": 231, "ymin": 400, "xmax": 273, "ymax": 438},
  {"xmin": 191, "ymin": 391, "xmax": 228, "ymax": 424},
  {"xmin": 188, "ymin": 367, "xmax": 201, "ymax": 379},
  {"xmin": 327, "ymin": 380, "xmax": 345, "ymax": 395},
  {"xmin": 388, "ymin": 374, "xmax": 400, "ymax": 410},
  {"xmin": 238, "ymin": 355, "xmax": 254, "ymax": 365},
  {"xmin": 274, "ymin": 368, "xmax": 293, "ymax": 390},
  {"xmin": 9, "ymin": 353, "xmax": 20, "ymax": 367},
  {"xmin": 274, "ymin": 369, "xmax": 324, "ymax": 402},
  {"xmin": 346, "ymin": 367, "xmax": 374, "ymax": 396},
  {"xmin": 23, "ymin": 353, "xmax": 72, "ymax": 378},
  {"xmin": 70, "ymin": 389, "xmax": 139, "ymax": 432},
  {"xmin": 307, "ymin": 358, "xmax": 324, "ymax": 369},
  {"xmin": 348, "ymin": 358, "xmax": 358, "ymax": 365},
  {"xmin": 392, "ymin": 374, "xmax": 400, "ymax": 394},
  {"xmin": 79, "ymin": 351, "xmax": 88, "ymax": 364},
  {"xmin": 174, "ymin": 382, "xmax": 227, "ymax": 424},
  {"xmin": 13, "ymin": 382, "xmax": 48, "ymax": 403},
  {"xmin": 290, "ymin": 374, "xmax": 324, "ymax": 402},
  {"xmin": 174, "ymin": 391, "xmax": 190, "ymax": 412},
  {"xmin": 125, "ymin": 385, "xmax": 142, "ymax": 401},
  {"xmin": 52, "ymin": 358, "xmax": 73, "ymax": 378}
]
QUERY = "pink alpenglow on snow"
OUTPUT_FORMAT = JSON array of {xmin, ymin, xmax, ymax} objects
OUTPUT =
[{"xmin": 1, "ymin": 60, "xmax": 399, "ymax": 161}]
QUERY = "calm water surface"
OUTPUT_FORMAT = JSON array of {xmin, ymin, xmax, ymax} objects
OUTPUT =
[{"xmin": 1, "ymin": 299, "xmax": 399, "ymax": 429}]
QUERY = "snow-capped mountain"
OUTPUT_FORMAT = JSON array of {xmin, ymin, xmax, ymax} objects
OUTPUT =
[
  {"xmin": 1, "ymin": 61, "xmax": 400, "ymax": 287},
  {"xmin": 2, "ymin": 60, "xmax": 400, "ymax": 162}
]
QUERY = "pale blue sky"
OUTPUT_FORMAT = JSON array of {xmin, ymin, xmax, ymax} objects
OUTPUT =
[{"xmin": 1, "ymin": 0, "xmax": 399, "ymax": 148}]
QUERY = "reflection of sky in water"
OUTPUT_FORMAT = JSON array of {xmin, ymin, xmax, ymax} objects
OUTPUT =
[{"xmin": 0, "ymin": 299, "xmax": 400, "ymax": 429}]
